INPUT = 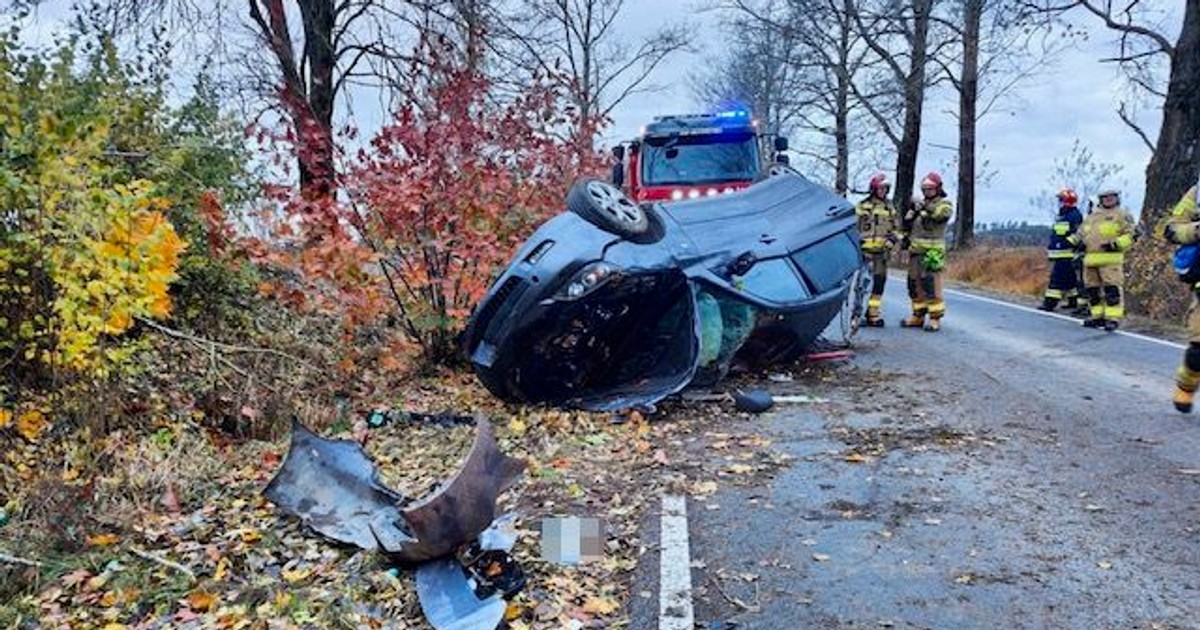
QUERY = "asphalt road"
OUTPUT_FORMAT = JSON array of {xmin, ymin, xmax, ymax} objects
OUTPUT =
[{"xmin": 631, "ymin": 278, "xmax": 1200, "ymax": 630}]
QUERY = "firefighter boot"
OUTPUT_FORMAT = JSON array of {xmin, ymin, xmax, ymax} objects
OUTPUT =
[
  {"xmin": 865, "ymin": 296, "xmax": 885, "ymax": 327},
  {"xmin": 1173, "ymin": 387, "xmax": 1194, "ymax": 414},
  {"xmin": 923, "ymin": 318, "xmax": 941, "ymax": 332},
  {"xmin": 900, "ymin": 313, "xmax": 926, "ymax": 328},
  {"xmin": 1174, "ymin": 346, "xmax": 1200, "ymax": 413},
  {"xmin": 1037, "ymin": 297, "xmax": 1058, "ymax": 312}
]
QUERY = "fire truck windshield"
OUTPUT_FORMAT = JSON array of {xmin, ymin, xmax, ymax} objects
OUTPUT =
[{"xmin": 641, "ymin": 132, "xmax": 759, "ymax": 186}]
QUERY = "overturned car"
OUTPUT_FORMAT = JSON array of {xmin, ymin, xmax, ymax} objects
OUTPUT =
[{"xmin": 463, "ymin": 169, "xmax": 864, "ymax": 411}]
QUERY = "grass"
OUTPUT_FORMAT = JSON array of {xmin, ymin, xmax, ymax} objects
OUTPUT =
[{"xmin": 944, "ymin": 246, "xmax": 1049, "ymax": 298}]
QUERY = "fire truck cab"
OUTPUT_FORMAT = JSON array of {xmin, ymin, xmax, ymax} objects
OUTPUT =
[{"xmin": 610, "ymin": 110, "xmax": 789, "ymax": 203}]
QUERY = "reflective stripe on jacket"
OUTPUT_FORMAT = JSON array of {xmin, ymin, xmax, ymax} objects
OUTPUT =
[
  {"xmin": 1163, "ymin": 186, "xmax": 1200, "ymax": 244},
  {"xmin": 1078, "ymin": 205, "xmax": 1136, "ymax": 267},
  {"xmin": 855, "ymin": 197, "xmax": 897, "ymax": 253},
  {"xmin": 1047, "ymin": 205, "xmax": 1082, "ymax": 259},
  {"xmin": 905, "ymin": 195, "xmax": 953, "ymax": 254}
]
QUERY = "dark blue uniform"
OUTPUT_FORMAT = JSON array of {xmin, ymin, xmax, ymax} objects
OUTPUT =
[{"xmin": 1041, "ymin": 205, "xmax": 1084, "ymax": 310}]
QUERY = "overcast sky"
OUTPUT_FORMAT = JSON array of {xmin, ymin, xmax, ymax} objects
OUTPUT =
[
  {"xmin": 14, "ymin": 0, "xmax": 1178, "ymax": 225},
  {"xmin": 602, "ymin": 0, "xmax": 1179, "ymax": 225}
]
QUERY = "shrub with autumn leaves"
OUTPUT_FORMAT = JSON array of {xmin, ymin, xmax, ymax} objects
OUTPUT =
[{"xmin": 255, "ymin": 51, "xmax": 606, "ymax": 369}]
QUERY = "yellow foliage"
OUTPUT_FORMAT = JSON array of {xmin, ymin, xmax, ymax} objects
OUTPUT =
[
  {"xmin": 0, "ymin": 408, "xmax": 10, "ymax": 429},
  {"xmin": 16, "ymin": 409, "xmax": 49, "ymax": 441}
]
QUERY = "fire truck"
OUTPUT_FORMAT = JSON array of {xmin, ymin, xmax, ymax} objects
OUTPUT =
[{"xmin": 610, "ymin": 110, "xmax": 790, "ymax": 203}]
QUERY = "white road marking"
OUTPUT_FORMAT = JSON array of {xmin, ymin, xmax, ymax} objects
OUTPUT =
[
  {"xmin": 658, "ymin": 495, "xmax": 694, "ymax": 630},
  {"xmin": 942, "ymin": 287, "xmax": 1187, "ymax": 350}
]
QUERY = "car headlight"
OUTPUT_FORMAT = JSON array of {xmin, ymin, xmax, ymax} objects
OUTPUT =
[{"xmin": 556, "ymin": 262, "xmax": 621, "ymax": 300}]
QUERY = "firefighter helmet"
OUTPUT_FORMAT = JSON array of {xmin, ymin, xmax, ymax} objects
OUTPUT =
[
  {"xmin": 920, "ymin": 171, "xmax": 943, "ymax": 190},
  {"xmin": 1098, "ymin": 188, "xmax": 1120, "ymax": 198},
  {"xmin": 868, "ymin": 173, "xmax": 890, "ymax": 195},
  {"xmin": 1056, "ymin": 187, "xmax": 1079, "ymax": 206}
]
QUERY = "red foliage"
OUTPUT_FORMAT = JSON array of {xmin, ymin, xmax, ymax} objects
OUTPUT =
[{"xmin": 253, "ymin": 47, "xmax": 605, "ymax": 368}]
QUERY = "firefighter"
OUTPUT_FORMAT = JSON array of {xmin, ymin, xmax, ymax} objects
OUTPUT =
[
  {"xmin": 855, "ymin": 173, "xmax": 898, "ymax": 326},
  {"xmin": 899, "ymin": 171, "xmax": 954, "ymax": 332},
  {"xmin": 1070, "ymin": 188, "xmax": 1136, "ymax": 331},
  {"xmin": 1038, "ymin": 188, "xmax": 1085, "ymax": 312},
  {"xmin": 1159, "ymin": 176, "xmax": 1200, "ymax": 412}
]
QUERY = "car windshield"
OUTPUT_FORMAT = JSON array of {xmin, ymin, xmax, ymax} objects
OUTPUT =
[{"xmin": 642, "ymin": 132, "xmax": 759, "ymax": 186}]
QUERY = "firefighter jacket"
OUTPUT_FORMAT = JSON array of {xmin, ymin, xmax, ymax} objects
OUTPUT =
[
  {"xmin": 1047, "ymin": 205, "xmax": 1083, "ymax": 259},
  {"xmin": 855, "ymin": 197, "xmax": 897, "ymax": 254},
  {"xmin": 1162, "ymin": 186, "xmax": 1200, "ymax": 244},
  {"xmin": 1074, "ymin": 204, "xmax": 1136, "ymax": 267},
  {"xmin": 904, "ymin": 195, "xmax": 953, "ymax": 254}
]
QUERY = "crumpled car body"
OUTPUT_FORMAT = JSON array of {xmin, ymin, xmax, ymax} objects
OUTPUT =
[{"xmin": 463, "ymin": 170, "xmax": 860, "ymax": 411}]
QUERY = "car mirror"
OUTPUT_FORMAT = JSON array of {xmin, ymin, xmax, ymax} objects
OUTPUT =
[
  {"xmin": 774, "ymin": 136, "xmax": 789, "ymax": 152},
  {"xmin": 611, "ymin": 145, "xmax": 625, "ymax": 160}
]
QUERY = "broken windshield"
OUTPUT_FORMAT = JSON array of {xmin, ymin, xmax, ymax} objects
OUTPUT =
[{"xmin": 642, "ymin": 132, "xmax": 759, "ymax": 186}]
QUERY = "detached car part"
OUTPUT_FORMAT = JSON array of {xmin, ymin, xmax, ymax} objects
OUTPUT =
[
  {"xmin": 264, "ymin": 418, "xmax": 524, "ymax": 563},
  {"xmin": 265, "ymin": 419, "xmax": 527, "ymax": 630},
  {"xmin": 463, "ymin": 171, "xmax": 861, "ymax": 411}
]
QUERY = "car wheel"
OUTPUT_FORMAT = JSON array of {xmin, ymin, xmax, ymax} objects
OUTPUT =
[
  {"xmin": 838, "ymin": 261, "xmax": 872, "ymax": 342},
  {"xmin": 567, "ymin": 179, "xmax": 649, "ymax": 237}
]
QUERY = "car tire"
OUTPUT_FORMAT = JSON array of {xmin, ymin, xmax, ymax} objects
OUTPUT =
[{"xmin": 567, "ymin": 179, "xmax": 649, "ymax": 237}]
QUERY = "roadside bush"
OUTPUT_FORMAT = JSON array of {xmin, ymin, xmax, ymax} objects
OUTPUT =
[{"xmin": 255, "ymin": 45, "xmax": 606, "ymax": 369}]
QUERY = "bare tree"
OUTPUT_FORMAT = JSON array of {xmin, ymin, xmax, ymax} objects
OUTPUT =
[
  {"xmin": 930, "ymin": 0, "xmax": 1067, "ymax": 248},
  {"xmin": 702, "ymin": 0, "xmax": 875, "ymax": 195},
  {"xmin": 1026, "ymin": 138, "xmax": 1124, "ymax": 215},
  {"xmin": 503, "ymin": 0, "xmax": 690, "ymax": 144},
  {"xmin": 848, "ymin": 0, "xmax": 940, "ymax": 210},
  {"xmin": 1022, "ymin": 1, "xmax": 1200, "ymax": 223}
]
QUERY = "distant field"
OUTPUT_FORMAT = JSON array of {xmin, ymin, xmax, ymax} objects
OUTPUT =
[{"xmin": 944, "ymin": 246, "xmax": 1049, "ymax": 298}]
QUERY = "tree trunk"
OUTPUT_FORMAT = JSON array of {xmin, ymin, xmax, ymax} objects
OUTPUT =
[
  {"xmin": 892, "ymin": 0, "xmax": 932, "ymax": 214},
  {"xmin": 1142, "ymin": 1, "xmax": 1200, "ymax": 222},
  {"xmin": 297, "ymin": 0, "xmax": 336, "ymax": 199},
  {"xmin": 955, "ymin": 0, "xmax": 981, "ymax": 249},
  {"xmin": 833, "ymin": 12, "xmax": 851, "ymax": 196}
]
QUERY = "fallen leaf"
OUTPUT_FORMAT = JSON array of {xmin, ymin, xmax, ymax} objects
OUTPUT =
[
  {"xmin": 581, "ymin": 596, "xmax": 619, "ymax": 615},
  {"xmin": 843, "ymin": 452, "xmax": 871, "ymax": 464},
  {"xmin": 186, "ymin": 591, "xmax": 218, "ymax": 612},
  {"xmin": 281, "ymin": 566, "xmax": 311, "ymax": 584},
  {"xmin": 924, "ymin": 518, "xmax": 942, "ymax": 526},
  {"xmin": 812, "ymin": 553, "xmax": 831, "ymax": 562},
  {"xmin": 954, "ymin": 574, "xmax": 973, "ymax": 584},
  {"xmin": 1177, "ymin": 468, "xmax": 1200, "ymax": 476},
  {"xmin": 214, "ymin": 557, "xmax": 229, "ymax": 581},
  {"xmin": 161, "ymin": 484, "xmax": 181, "ymax": 515},
  {"xmin": 87, "ymin": 534, "xmax": 120, "ymax": 547},
  {"xmin": 725, "ymin": 464, "xmax": 754, "ymax": 474},
  {"xmin": 1097, "ymin": 560, "xmax": 1112, "ymax": 570},
  {"xmin": 691, "ymin": 480, "xmax": 718, "ymax": 497},
  {"xmin": 509, "ymin": 417, "xmax": 527, "ymax": 436},
  {"xmin": 16, "ymin": 409, "xmax": 48, "ymax": 441}
]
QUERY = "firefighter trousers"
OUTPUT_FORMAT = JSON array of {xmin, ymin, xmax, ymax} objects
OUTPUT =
[
  {"xmin": 865, "ymin": 250, "xmax": 889, "ymax": 319},
  {"xmin": 1081, "ymin": 263, "xmax": 1124, "ymax": 322},
  {"xmin": 907, "ymin": 255, "xmax": 944, "ymax": 320},
  {"xmin": 1044, "ymin": 257, "xmax": 1079, "ymax": 304},
  {"xmin": 1176, "ymin": 292, "xmax": 1200, "ymax": 392}
]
